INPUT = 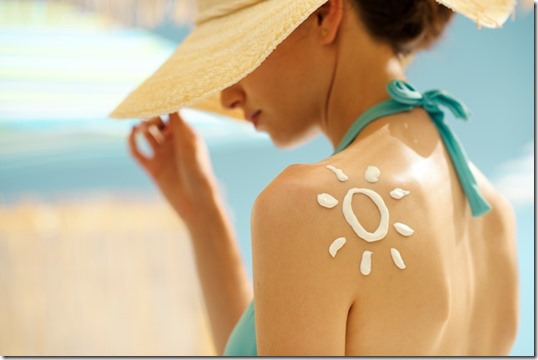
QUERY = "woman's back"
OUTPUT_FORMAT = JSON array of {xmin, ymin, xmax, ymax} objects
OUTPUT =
[
  {"xmin": 254, "ymin": 107, "xmax": 518, "ymax": 355},
  {"xmin": 119, "ymin": 0, "xmax": 520, "ymax": 355}
]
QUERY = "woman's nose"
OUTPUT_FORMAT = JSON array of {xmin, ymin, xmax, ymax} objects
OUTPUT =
[{"xmin": 220, "ymin": 83, "xmax": 245, "ymax": 110}]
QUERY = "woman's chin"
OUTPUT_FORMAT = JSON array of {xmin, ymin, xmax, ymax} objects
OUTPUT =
[{"xmin": 269, "ymin": 131, "xmax": 320, "ymax": 150}]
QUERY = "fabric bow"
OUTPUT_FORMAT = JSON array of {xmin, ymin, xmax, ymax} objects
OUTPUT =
[{"xmin": 387, "ymin": 80, "xmax": 491, "ymax": 216}]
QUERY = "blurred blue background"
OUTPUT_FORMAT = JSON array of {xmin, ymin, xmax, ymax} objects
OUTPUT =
[{"xmin": 0, "ymin": 1, "xmax": 534, "ymax": 355}]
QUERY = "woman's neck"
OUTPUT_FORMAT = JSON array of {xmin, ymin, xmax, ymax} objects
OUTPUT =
[{"xmin": 320, "ymin": 19, "xmax": 406, "ymax": 150}]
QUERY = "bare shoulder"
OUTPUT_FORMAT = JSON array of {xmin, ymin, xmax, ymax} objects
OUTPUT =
[
  {"xmin": 252, "ymin": 162, "xmax": 337, "ymax": 228},
  {"xmin": 252, "ymin": 165, "xmax": 352, "ymax": 356},
  {"xmin": 467, "ymin": 164, "xmax": 519, "ymax": 354},
  {"xmin": 252, "ymin": 162, "xmax": 350, "ymax": 277},
  {"xmin": 250, "ymin": 139, "xmax": 419, "ymax": 292},
  {"xmin": 470, "ymin": 162, "xmax": 517, "ymax": 248},
  {"xmin": 251, "ymin": 162, "xmax": 362, "ymax": 354},
  {"xmin": 251, "ymin": 110, "xmax": 520, "ymax": 354},
  {"xmin": 250, "ymin": 142, "xmax": 439, "ymax": 353},
  {"xmin": 252, "ymin": 163, "xmax": 320, "ymax": 219}
]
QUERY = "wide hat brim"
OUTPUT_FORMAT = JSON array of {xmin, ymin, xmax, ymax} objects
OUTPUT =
[
  {"xmin": 109, "ymin": 0, "xmax": 328, "ymax": 120},
  {"xmin": 110, "ymin": 0, "xmax": 515, "ymax": 121},
  {"xmin": 435, "ymin": 0, "xmax": 515, "ymax": 29}
]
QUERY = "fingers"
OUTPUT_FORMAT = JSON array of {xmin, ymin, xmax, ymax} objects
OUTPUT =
[
  {"xmin": 168, "ymin": 112, "xmax": 197, "ymax": 142},
  {"xmin": 142, "ymin": 121, "xmax": 165, "ymax": 149},
  {"xmin": 128, "ymin": 125, "xmax": 149, "ymax": 167},
  {"xmin": 150, "ymin": 115, "xmax": 173, "ymax": 138},
  {"xmin": 168, "ymin": 112, "xmax": 182, "ymax": 130},
  {"xmin": 169, "ymin": 112, "xmax": 181, "ymax": 123},
  {"xmin": 169, "ymin": 112, "xmax": 199, "ymax": 143},
  {"xmin": 131, "ymin": 116, "xmax": 166, "ymax": 155},
  {"xmin": 145, "ymin": 116, "xmax": 166, "ymax": 130}
]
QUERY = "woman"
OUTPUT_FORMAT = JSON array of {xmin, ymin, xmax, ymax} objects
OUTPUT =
[{"xmin": 114, "ymin": 0, "xmax": 518, "ymax": 355}]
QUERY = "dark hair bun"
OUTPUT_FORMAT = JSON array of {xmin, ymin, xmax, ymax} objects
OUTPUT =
[{"xmin": 351, "ymin": 0, "xmax": 454, "ymax": 55}]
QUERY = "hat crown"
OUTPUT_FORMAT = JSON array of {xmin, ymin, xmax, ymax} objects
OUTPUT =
[{"xmin": 195, "ymin": 0, "xmax": 262, "ymax": 25}]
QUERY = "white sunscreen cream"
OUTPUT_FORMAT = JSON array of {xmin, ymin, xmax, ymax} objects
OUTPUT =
[
  {"xmin": 329, "ymin": 237, "xmax": 347, "ymax": 258},
  {"xmin": 391, "ymin": 248, "xmax": 406, "ymax": 269},
  {"xmin": 317, "ymin": 193, "xmax": 339, "ymax": 208},
  {"xmin": 365, "ymin": 166, "xmax": 380, "ymax": 183},
  {"xmin": 326, "ymin": 165, "xmax": 349, "ymax": 182},
  {"xmin": 394, "ymin": 222, "xmax": 414, "ymax": 237},
  {"xmin": 343, "ymin": 188, "xmax": 389, "ymax": 242},
  {"xmin": 360, "ymin": 250, "xmax": 373, "ymax": 275},
  {"xmin": 390, "ymin": 188, "xmax": 410, "ymax": 200}
]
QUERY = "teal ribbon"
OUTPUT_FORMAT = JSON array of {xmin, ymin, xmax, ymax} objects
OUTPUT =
[{"xmin": 334, "ymin": 80, "xmax": 491, "ymax": 217}]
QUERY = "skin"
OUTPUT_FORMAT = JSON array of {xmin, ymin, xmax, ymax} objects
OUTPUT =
[
  {"xmin": 129, "ymin": 114, "xmax": 252, "ymax": 354},
  {"xmin": 129, "ymin": 0, "xmax": 519, "ymax": 355}
]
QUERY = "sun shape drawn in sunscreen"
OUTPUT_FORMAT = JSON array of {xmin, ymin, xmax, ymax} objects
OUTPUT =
[{"xmin": 319, "ymin": 165, "xmax": 413, "ymax": 276}]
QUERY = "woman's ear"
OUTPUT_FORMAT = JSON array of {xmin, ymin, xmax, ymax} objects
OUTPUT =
[{"xmin": 315, "ymin": 0, "xmax": 344, "ymax": 45}]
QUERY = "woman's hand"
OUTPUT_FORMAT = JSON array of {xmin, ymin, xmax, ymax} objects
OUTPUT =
[
  {"xmin": 129, "ymin": 113, "xmax": 252, "ymax": 354},
  {"xmin": 128, "ymin": 112, "xmax": 220, "ymax": 229}
]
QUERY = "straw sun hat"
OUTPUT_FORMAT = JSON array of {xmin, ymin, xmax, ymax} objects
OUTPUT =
[{"xmin": 109, "ymin": 0, "xmax": 515, "ymax": 121}]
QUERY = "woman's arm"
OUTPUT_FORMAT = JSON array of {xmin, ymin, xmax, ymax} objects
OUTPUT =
[
  {"xmin": 188, "ymin": 196, "xmax": 252, "ymax": 355},
  {"xmin": 251, "ymin": 167, "xmax": 354, "ymax": 355},
  {"xmin": 129, "ymin": 113, "xmax": 252, "ymax": 354}
]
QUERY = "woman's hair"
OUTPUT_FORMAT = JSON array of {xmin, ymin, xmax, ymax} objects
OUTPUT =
[{"xmin": 349, "ymin": 0, "xmax": 454, "ymax": 55}]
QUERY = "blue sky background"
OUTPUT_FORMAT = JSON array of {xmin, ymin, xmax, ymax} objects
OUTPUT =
[{"xmin": 0, "ymin": 2, "xmax": 534, "ymax": 355}]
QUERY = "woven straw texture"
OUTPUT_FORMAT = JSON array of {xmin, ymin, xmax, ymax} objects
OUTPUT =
[
  {"xmin": 111, "ymin": 0, "xmax": 516, "ymax": 120},
  {"xmin": 436, "ymin": 0, "xmax": 515, "ymax": 28},
  {"xmin": 110, "ymin": 0, "xmax": 327, "ymax": 119}
]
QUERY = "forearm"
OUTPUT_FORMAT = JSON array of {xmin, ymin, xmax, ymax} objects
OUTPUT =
[
  {"xmin": 185, "ymin": 198, "xmax": 252, "ymax": 355},
  {"xmin": 130, "ymin": 115, "xmax": 251, "ymax": 353}
]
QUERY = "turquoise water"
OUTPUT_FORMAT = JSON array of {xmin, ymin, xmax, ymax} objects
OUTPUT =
[{"xmin": 0, "ymin": 8, "xmax": 533, "ymax": 356}]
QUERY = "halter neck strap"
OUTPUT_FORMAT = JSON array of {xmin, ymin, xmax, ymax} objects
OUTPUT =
[{"xmin": 334, "ymin": 80, "xmax": 491, "ymax": 217}]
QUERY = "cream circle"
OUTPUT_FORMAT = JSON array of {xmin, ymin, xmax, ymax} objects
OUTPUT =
[{"xmin": 342, "ymin": 188, "xmax": 389, "ymax": 242}]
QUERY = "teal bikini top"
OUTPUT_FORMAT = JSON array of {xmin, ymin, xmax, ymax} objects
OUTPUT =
[{"xmin": 223, "ymin": 80, "xmax": 491, "ymax": 356}]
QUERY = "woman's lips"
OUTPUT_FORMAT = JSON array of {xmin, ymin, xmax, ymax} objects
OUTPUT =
[{"xmin": 247, "ymin": 110, "xmax": 261, "ymax": 128}]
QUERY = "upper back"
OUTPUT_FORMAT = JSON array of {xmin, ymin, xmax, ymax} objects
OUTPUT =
[{"xmin": 260, "ymin": 108, "xmax": 518, "ymax": 355}]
